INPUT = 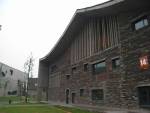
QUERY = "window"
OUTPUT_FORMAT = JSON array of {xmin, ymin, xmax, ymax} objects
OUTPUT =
[
  {"xmin": 133, "ymin": 16, "xmax": 149, "ymax": 30},
  {"xmin": 84, "ymin": 63, "xmax": 88, "ymax": 71},
  {"xmin": 66, "ymin": 74, "xmax": 70, "ymax": 80},
  {"xmin": 91, "ymin": 89, "xmax": 104, "ymax": 101},
  {"xmin": 80, "ymin": 89, "xmax": 84, "ymax": 97},
  {"xmin": 72, "ymin": 67, "xmax": 77, "ymax": 74},
  {"xmin": 93, "ymin": 61, "xmax": 106, "ymax": 74},
  {"xmin": 10, "ymin": 69, "xmax": 13, "ymax": 75},
  {"xmin": 138, "ymin": 86, "xmax": 150, "ymax": 106},
  {"xmin": 112, "ymin": 58, "xmax": 120, "ymax": 69}
]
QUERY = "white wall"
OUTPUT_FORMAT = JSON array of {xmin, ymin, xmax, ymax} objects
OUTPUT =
[{"xmin": 0, "ymin": 62, "xmax": 27, "ymax": 96}]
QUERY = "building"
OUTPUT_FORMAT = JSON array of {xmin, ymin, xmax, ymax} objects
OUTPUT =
[
  {"xmin": 0, "ymin": 62, "xmax": 27, "ymax": 96},
  {"xmin": 28, "ymin": 78, "xmax": 38, "ymax": 99},
  {"xmin": 38, "ymin": 0, "xmax": 150, "ymax": 110}
]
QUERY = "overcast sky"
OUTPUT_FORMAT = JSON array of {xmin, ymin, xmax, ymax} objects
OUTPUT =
[{"xmin": 0, "ymin": 0, "xmax": 108, "ymax": 77}]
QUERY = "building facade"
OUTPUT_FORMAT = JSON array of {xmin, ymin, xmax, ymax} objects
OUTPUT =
[
  {"xmin": 0, "ymin": 62, "xmax": 27, "ymax": 96},
  {"xmin": 38, "ymin": 0, "xmax": 150, "ymax": 109},
  {"xmin": 28, "ymin": 78, "xmax": 38, "ymax": 99}
]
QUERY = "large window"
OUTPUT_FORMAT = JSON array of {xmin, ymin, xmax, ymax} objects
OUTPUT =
[
  {"xmin": 138, "ymin": 86, "xmax": 150, "ymax": 106},
  {"xmin": 93, "ymin": 61, "xmax": 106, "ymax": 74},
  {"xmin": 91, "ymin": 89, "xmax": 104, "ymax": 101},
  {"xmin": 133, "ymin": 16, "xmax": 149, "ymax": 30}
]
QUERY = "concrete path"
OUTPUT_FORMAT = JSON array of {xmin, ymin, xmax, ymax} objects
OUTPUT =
[{"xmin": 47, "ymin": 101, "xmax": 150, "ymax": 113}]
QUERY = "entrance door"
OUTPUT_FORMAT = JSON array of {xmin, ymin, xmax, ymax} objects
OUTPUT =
[
  {"xmin": 138, "ymin": 86, "xmax": 150, "ymax": 106},
  {"xmin": 66, "ymin": 89, "xmax": 69, "ymax": 104},
  {"xmin": 72, "ymin": 93, "xmax": 76, "ymax": 104}
]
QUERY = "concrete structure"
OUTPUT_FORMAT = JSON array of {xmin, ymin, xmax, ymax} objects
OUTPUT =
[
  {"xmin": 0, "ymin": 62, "xmax": 27, "ymax": 96},
  {"xmin": 38, "ymin": 0, "xmax": 150, "ymax": 110},
  {"xmin": 28, "ymin": 78, "xmax": 38, "ymax": 99}
]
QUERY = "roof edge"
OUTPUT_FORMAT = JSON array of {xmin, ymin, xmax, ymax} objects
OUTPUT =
[
  {"xmin": 40, "ymin": 0, "xmax": 125, "ymax": 62},
  {"xmin": 76, "ymin": 0, "xmax": 124, "ymax": 13}
]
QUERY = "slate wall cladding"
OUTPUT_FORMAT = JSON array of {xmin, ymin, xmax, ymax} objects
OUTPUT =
[
  {"xmin": 48, "ymin": 45, "xmax": 122, "ymax": 107},
  {"xmin": 119, "ymin": 9, "xmax": 150, "ymax": 108},
  {"xmin": 40, "ymin": 3, "xmax": 150, "ymax": 109}
]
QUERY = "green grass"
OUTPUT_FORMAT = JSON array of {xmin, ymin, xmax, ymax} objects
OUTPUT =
[
  {"xmin": 0, "ymin": 96, "xmax": 38, "ymax": 104},
  {"xmin": 0, "ymin": 105, "xmax": 97, "ymax": 113},
  {"xmin": 55, "ymin": 105, "xmax": 96, "ymax": 113},
  {"xmin": 0, "ymin": 96, "xmax": 21, "ymax": 102},
  {"xmin": 0, "ymin": 105, "xmax": 66, "ymax": 113}
]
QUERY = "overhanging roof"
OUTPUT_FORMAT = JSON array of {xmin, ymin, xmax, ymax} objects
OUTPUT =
[{"xmin": 40, "ymin": 0, "xmax": 150, "ymax": 64}]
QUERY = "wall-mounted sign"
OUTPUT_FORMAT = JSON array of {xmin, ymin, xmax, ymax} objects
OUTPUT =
[{"xmin": 139, "ymin": 56, "xmax": 149, "ymax": 70}]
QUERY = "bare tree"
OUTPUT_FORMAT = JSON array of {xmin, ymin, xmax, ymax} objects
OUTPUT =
[
  {"xmin": 0, "ymin": 64, "xmax": 3, "ymax": 88},
  {"xmin": 24, "ymin": 53, "xmax": 34, "ymax": 103},
  {"xmin": 0, "ymin": 64, "xmax": 10, "ymax": 96},
  {"xmin": 3, "ymin": 80, "xmax": 9, "ymax": 96}
]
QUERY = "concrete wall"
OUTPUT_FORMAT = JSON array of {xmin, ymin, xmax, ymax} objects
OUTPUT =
[
  {"xmin": 0, "ymin": 62, "xmax": 27, "ymax": 96},
  {"xmin": 37, "ymin": 61, "xmax": 49, "ymax": 101}
]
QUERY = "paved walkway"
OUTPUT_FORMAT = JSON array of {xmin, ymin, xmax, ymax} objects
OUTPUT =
[{"xmin": 47, "ymin": 101, "xmax": 150, "ymax": 113}]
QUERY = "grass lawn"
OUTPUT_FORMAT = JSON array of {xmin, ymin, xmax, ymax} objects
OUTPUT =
[
  {"xmin": 0, "ymin": 96, "xmax": 37, "ymax": 105},
  {"xmin": 0, "ymin": 105, "xmax": 97, "ymax": 113},
  {"xmin": 0, "ymin": 96, "xmax": 21, "ymax": 102}
]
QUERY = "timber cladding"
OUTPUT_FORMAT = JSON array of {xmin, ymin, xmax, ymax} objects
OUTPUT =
[{"xmin": 38, "ymin": 0, "xmax": 150, "ymax": 110}]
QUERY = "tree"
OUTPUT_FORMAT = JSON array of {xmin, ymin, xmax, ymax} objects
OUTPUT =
[
  {"xmin": 24, "ymin": 53, "xmax": 34, "ymax": 103},
  {"xmin": 0, "ymin": 64, "xmax": 10, "ymax": 96},
  {"xmin": 3, "ymin": 80, "xmax": 9, "ymax": 96},
  {"xmin": 0, "ymin": 64, "xmax": 3, "ymax": 88}
]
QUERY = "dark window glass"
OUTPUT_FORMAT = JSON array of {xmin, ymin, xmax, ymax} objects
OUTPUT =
[
  {"xmin": 80, "ymin": 89, "xmax": 84, "ymax": 97},
  {"xmin": 66, "ymin": 74, "xmax": 70, "ymax": 80},
  {"xmin": 91, "ymin": 89, "xmax": 104, "ymax": 101},
  {"xmin": 93, "ymin": 61, "xmax": 106, "ymax": 74},
  {"xmin": 133, "ymin": 17, "xmax": 149, "ymax": 30},
  {"xmin": 84, "ymin": 63, "xmax": 88, "ymax": 71},
  {"xmin": 72, "ymin": 67, "xmax": 77, "ymax": 74},
  {"xmin": 138, "ymin": 86, "xmax": 150, "ymax": 106},
  {"xmin": 112, "ymin": 58, "xmax": 120, "ymax": 69}
]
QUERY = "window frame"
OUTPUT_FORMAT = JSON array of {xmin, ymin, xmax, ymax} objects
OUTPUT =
[
  {"xmin": 66, "ymin": 74, "xmax": 71, "ymax": 80},
  {"xmin": 92, "ymin": 60, "xmax": 106, "ymax": 74},
  {"xmin": 132, "ymin": 16, "xmax": 149, "ymax": 31},
  {"xmin": 112, "ymin": 57, "xmax": 120, "ymax": 69},
  {"xmin": 71, "ymin": 66, "xmax": 77, "ymax": 74},
  {"xmin": 80, "ymin": 89, "xmax": 85, "ymax": 97},
  {"xmin": 91, "ymin": 89, "xmax": 104, "ymax": 101}
]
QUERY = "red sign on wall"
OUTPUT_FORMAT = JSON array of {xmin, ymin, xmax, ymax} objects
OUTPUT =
[{"xmin": 139, "ymin": 56, "xmax": 149, "ymax": 70}]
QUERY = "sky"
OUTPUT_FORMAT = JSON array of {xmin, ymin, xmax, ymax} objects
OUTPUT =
[{"xmin": 0, "ymin": 0, "xmax": 108, "ymax": 77}]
